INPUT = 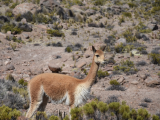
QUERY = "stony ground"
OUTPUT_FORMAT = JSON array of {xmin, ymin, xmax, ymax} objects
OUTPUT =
[{"xmin": 0, "ymin": 0, "xmax": 160, "ymax": 118}]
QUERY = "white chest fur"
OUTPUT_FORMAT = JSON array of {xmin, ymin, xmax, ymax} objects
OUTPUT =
[{"xmin": 74, "ymin": 84, "xmax": 90, "ymax": 107}]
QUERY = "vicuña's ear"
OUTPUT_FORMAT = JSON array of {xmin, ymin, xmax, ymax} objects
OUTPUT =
[
  {"xmin": 100, "ymin": 45, "xmax": 106, "ymax": 51},
  {"xmin": 92, "ymin": 46, "xmax": 96, "ymax": 53}
]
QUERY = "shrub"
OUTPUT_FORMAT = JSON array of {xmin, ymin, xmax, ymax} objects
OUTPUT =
[
  {"xmin": 110, "ymin": 80, "xmax": 120, "ymax": 85},
  {"xmin": 128, "ymin": 2, "xmax": 137, "ymax": 8},
  {"xmin": 107, "ymin": 84, "xmax": 125, "ymax": 91},
  {"xmin": 5, "ymin": 9, "xmax": 13, "ymax": 17},
  {"xmin": 148, "ymin": 53, "xmax": 160, "ymax": 65},
  {"xmin": 6, "ymin": 74, "xmax": 14, "ymax": 81},
  {"xmin": 123, "ymin": 29, "xmax": 137, "ymax": 42},
  {"xmin": 122, "ymin": 12, "xmax": 132, "ymax": 18},
  {"xmin": 10, "ymin": 2, "xmax": 19, "ymax": 9},
  {"xmin": 65, "ymin": 46, "xmax": 72, "ymax": 53},
  {"xmin": 115, "ymin": 43, "xmax": 134, "ymax": 53},
  {"xmin": 92, "ymin": 0, "xmax": 106, "ymax": 5},
  {"xmin": 33, "ymin": 13, "xmax": 52, "ymax": 24},
  {"xmin": 113, "ymin": 60, "xmax": 138, "ymax": 75},
  {"xmin": 1, "ymin": 23, "xmax": 22, "ymax": 34},
  {"xmin": 10, "ymin": 43, "xmax": 17, "ymax": 51},
  {"xmin": 0, "ymin": 105, "xmax": 21, "ymax": 120},
  {"xmin": 158, "ymin": 72, "xmax": 160, "ymax": 78},
  {"xmin": 97, "ymin": 69, "xmax": 109, "ymax": 79},
  {"xmin": 18, "ymin": 79, "xmax": 28, "ymax": 86},
  {"xmin": 135, "ymin": 21, "xmax": 151, "ymax": 33},
  {"xmin": 36, "ymin": 111, "xmax": 48, "ymax": 120},
  {"xmin": 47, "ymin": 29, "xmax": 65, "ymax": 37}
]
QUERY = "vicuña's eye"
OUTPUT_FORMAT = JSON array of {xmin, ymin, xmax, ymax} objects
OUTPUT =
[{"xmin": 96, "ymin": 55, "xmax": 99, "ymax": 57}]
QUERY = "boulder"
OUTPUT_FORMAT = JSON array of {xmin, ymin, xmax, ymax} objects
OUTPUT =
[
  {"xmin": 40, "ymin": 0, "xmax": 67, "ymax": 19},
  {"xmin": 116, "ymin": 38, "xmax": 126, "ymax": 44},
  {"xmin": 13, "ymin": 3, "xmax": 38, "ymax": 16},
  {"xmin": 147, "ymin": 23, "xmax": 158, "ymax": 31},
  {"xmin": 85, "ymin": 9, "xmax": 96, "ymax": 16},
  {"xmin": 22, "ymin": 33, "xmax": 29, "ymax": 39},
  {"xmin": 48, "ymin": 60, "xmax": 62, "ymax": 73},
  {"xmin": 130, "ymin": 80, "xmax": 139, "ymax": 85},
  {"xmin": 145, "ymin": 76, "xmax": 160, "ymax": 87},
  {"xmin": 30, "ymin": 67, "xmax": 43, "ymax": 75}
]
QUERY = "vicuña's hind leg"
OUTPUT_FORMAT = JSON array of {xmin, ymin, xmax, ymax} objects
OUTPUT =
[
  {"xmin": 26, "ymin": 85, "xmax": 44, "ymax": 118},
  {"xmin": 37, "ymin": 94, "xmax": 49, "ymax": 111}
]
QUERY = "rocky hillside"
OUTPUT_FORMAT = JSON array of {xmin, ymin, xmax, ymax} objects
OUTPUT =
[{"xmin": 0, "ymin": 0, "xmax": 160, "ymax": 119}]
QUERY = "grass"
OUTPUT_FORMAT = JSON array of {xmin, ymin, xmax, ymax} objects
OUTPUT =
[
  {"xmin": 123, "ymin": 29, "xmax": 137, "ymax": 42},
  {"xmin": 128, "ymin": 2, "xmax": 137, "ymax": 8},
  {"xmin": 97, "ymin": 69, "xmax": 109, "ymax": 78},
  {"xmin": 47, "ymin": 29, "xmax": 65, "ymax": 37},
  {"xmin": 148, "ymin": 53, "xmax": 160, "ymax": 65},
  {"xmin": 110, "ymin": 80, "xmax": 120, "ymax": 85},
  {"xmin": 135, "ymin": 21, "xmax": 152, "ymax": 33},
  {"xmin": 1, "ymin": 23, "xmax": 22, "ymax": 34},
  {"xmin": 122, "ymin": 12, "xmax": 132, "ymax": 18}
]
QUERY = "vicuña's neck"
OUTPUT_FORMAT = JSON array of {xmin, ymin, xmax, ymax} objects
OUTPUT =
[{"xmin": 83, "ymin": 58, "xmax": 99, "ymax": 87}]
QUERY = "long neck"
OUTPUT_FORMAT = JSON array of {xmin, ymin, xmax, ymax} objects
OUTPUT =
[{"xmin": 83, "ymin": 58, "xmax": 99, "ymax": 87}]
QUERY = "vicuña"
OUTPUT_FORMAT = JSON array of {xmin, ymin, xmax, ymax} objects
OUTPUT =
[{"xmin": 26, "ymin": 46, "xmax": 106, "ymax": 118}]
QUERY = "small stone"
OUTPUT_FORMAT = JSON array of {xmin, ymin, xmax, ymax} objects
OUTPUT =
[
  {"xmin": 6, "ymin": 64, "xmax": 15, "ymax": 70},
  {"xmin": 21, "ymin": 18, "xmax": 27, "ymax": 24},
  {"xmin": 131, "ymin": 80, "xmax": 139, "ymax": 85}
]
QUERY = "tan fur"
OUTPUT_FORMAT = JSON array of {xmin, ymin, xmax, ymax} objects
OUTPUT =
[{"xmin": 26, "ymin": 46, "xmax": 105, "ymax": 118}]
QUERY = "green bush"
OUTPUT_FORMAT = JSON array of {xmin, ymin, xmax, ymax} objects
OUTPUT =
[
  {"xmin": 47, "ymin": 29, "xmax": 65, "ymax": 37},
  {"xmin": 10, "ymin": 43, "xmax": 17, "ymax": 51},
  {"xmin": 113, "ymin": 60, "xmax": 138, "ymax": 75},
  {"xmin": 110, "ymin": 80, "xmax": 120, "ymax": 85},
  {"xmin": 128, "ymin": 2, "xmax": 137, "ymax": 8},
  {"xmin": 135, "ymin": 21, "xmax": 151, "ymax": 33},
  {"xmin": 12, "ymin": 87, "xmax": 28, "ymax": 98},
  {"xmin": 1, "ymin": 23, "xmax": 22, "ymax": 34},
  {"xmin": 122, "ymin": 12, "xmax": 132, "ymax": 18},
  {"xmin": 123, "ymin": 29, "xmax": 137, "ymax": 42},
  {"xmin": 36, "ymin": 111, "xmax": 48, "ymax": 120},
  {"xmin": 18, "ymin": 78, "xmax": 28, "ymax": 86},
  {"xmin": 5, "ymin": 9, "xmax": 13, "ymax": 17},
  {"xmin": 93, "ymin": 0, "xmax": 106, "ymax": 6},
  {"xmin": 115, "ymin": 43, "xmax": 134, "ymax": 53},
  {"xmin": 10, "ymin": 2, "xmax": 19, "ymax": 9},
  {"xmin": 65, "ymin": 47, "xmax": 72, "ymax": 53},
  {"xmin": 0, "ymin": 105, "xmax": 21, "ymax": 120},
  {"xmin": 6, "ymin": 74, "xmax": 14, "ymax": 81},
  {"xmin": 148, "ymin": 53, "xmax": 160, "ymax": 65},
  {"xmin": 33, "ymin": 13, "xmax": 52, "ymax": 24},
  {"xmin": 97, "ymin": 69, "xmax": 109, "ymax": 78}
]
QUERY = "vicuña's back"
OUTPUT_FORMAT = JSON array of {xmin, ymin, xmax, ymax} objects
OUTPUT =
[{"xmin": 26, "ymin": 46, "xmax": 106, "ymax": 118}]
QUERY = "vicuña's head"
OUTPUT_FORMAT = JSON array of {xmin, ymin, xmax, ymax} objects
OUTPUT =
[{"xmin": 92, "ymin": 46, "xmax": 106, "ymax": 64}]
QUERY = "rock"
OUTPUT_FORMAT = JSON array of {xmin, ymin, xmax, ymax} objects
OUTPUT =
[
  {"xmin": 70, "ymin": 5, "xmax": 84, "ymax": 14},
  {"xmin": 4, "ymin": 60, "xmax": 11, "ymax": 65},
  {"xmin": 117, "ymin": 76, "xmax": 125, "ymax": 83},
  {"xmin": 22, "ymin": 33, "xmax": 29, "ymax": 39},
  {"xmin": 88, "ymin": 22, "xmax": 98, "ymax": 27},
  {"xmin": 135, "ymin": 32, "xmax": 143, "ymax": 39},
  {"xmin": 142, "ymin": 34, "xmax": 150, "ymax": 41},
  {"xmin": 6, "ymin": 31, "xmax": 14, "ymax": 41},
  {"xmin": 139, "ymin": 74, "xmax": 147, "ymax": 80},
  {"xmin": 98, "ymin": 22, "xmax": 105, "ymax": 28},
  {"xmin": 40, "ymin": 0, "xmax": 67, "ymax": 19},
  {"xmin": 6, "ymin": 64, "xmax": 15, "ymax": 70},
  {"xmin": 76, "ymin": 61, "xmax": 86, "ymax": 68},
  {"xmin": 13, "ymin": 3, "xmax": 38, "ymax": 16},
  {"xmin": 0, "ymin": 60, "xmax": 3, "ymax": 66},
  {"xmin": 21, "ymin": 18, "xmax": 27, "ymax": 24},
  {"xmin": 17, "ymin": 116, "xmax": 28, "ymax": 120},
  {"xmin": 85, "ymin": 9, "xmax": 96, "ymax": 16},
  {"xmin": 71, "ymin": 31, "xmax": 77, "ymax": 35},
  {"xmin": 0, "ymin": 16, "xmax": 10, "ymax": 23},
  {"xmin": 18, "ymin": 23, "xmax": 32, "ymax": 32},
  {"xmin": 131, "ymin": 49, "xmax": 141, "ymax": 56},
  {"xmin": 48, "ymin": 60, "xmax": 62, "ymax": 73},
  {"xmin": 131, "ymin": 80, "xmax": 139, "ymax": 85},
  {"xmin": 147, "ymin": 23, "xmax": 158, "ymax": 31},
  {"xmin": 30, "ymin": 67, "xmax": 43, "ymax": 75},
  {"xmin": 116, "ymin": 38, "xmax": 126, "ymax": 44},
  {"xmin": 145, "ymin": 76, "xmax": 160, "ymax": 87}
]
